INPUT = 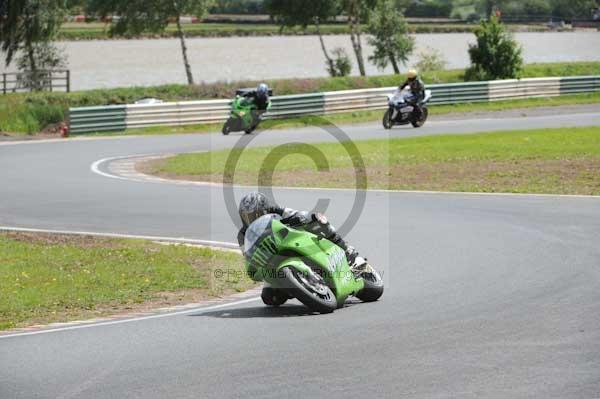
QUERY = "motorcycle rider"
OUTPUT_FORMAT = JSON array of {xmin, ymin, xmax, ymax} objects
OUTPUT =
[
  {"xmin": 237, "ymin": 192, "xmax": 366, "ymax": 280},
  {"xmin": 399, "ymin": 69, "xmax": 425, "ymax": 119},
  {"xmin": 242, "ymin": 83, "xmax": 270, "ymax": 126}
]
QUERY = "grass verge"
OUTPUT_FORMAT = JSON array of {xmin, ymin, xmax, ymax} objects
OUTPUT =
[
  {"xmin": 0, "ymin": 232, "xmax": 252, "ymax": 331},
  {"xmin": 144, "ymin": 126, "xmax": 600, "ymax": 195},
  {"xmin": 2, "ymin": 61, "xmax": 600, "ymax": 135}
]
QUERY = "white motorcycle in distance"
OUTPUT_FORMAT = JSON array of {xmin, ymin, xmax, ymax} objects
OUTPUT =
[{"xmin": 382, "ymin": 88, "xmax": 432, "ymax": 129}]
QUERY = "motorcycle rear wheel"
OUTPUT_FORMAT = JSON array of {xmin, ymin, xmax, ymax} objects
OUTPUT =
[
  {"xmin": 282, "ymin": 267, "xmax": 337, "ymax": 314},
  {"xmin": 411, "ymin": 107, "xmax": 428, "ymax": 128},
  {"xmin": 244, "ymin": 124, "xmax": 256, "ymax": 134}
]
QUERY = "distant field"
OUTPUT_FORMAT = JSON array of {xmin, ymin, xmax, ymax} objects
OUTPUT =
[
  {"xmin": 146, "ymin": 126, "xmax": 600, "ymax": 195},
  {"xmin": 57, "ymin": 21, "xmax": 550, "ymax": 40}
]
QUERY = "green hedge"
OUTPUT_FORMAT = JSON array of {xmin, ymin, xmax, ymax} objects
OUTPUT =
[{"xmin": 2, "ymin": 61, "xmax": 600, "ymax": 135}]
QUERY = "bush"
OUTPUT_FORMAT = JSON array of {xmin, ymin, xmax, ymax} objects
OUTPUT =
[
  {"xmin": 209, "ymin": 0, "xmax": 266, "ymax": 14},
  {"xmin": 551, "ymin": 0, "xmax": 597, "ymax": 19},
  {"xmin": 502, "ymin": 0, "xmax": 552, "ymax": 18},
  {"xmin": 465, "ymin": 17, "xmax": 523, "ymax": 81},
  {"xmin": 405, "ymin": 0, "xmax": 453, "ymax": 17},
  {"xmin": 415, "ymin": 47, "xmax": 448, "ymax": 83},
  {"xmin": 415, "ymin": 47, "xmax": 447, "ymax": 72},
  {"xmin": 466, "ymin": 12, "xmax": 482, "ymax": 23},
  {"xmin": 327, "ymin": 48, "xmax": 352, "ymax": 77}
]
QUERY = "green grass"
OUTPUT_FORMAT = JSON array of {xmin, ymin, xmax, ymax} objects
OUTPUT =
[
  {"xmin": 0, "ymin": 233, "xmax": 251, "ymax": 330},
  {"xmin": 2, "ymin": 61, "xmax": 600, "ymax": 135},
  {"xmin": 148, "ymin": 126, "xmax": 600, "ymax": 195},
  {"xmin": 56, "ymin": 21, "xmax": 550, "ymax": 41}
]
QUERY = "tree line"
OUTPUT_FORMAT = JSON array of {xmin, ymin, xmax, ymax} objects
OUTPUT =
[
  {"xmin": 60, "ymin": 0, "xmax": 600, "ymax": 20},
  {"xmin": 0, "ymin": 0, "xmax": 545, "ymax": 90}
]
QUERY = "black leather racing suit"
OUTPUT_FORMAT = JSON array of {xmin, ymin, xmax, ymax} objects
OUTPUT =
[
  {"xmin": 242, "ymin": 91, "xmax": 269, "ymax": 125},
  {"xmin": 400, "ymin": 77, "xmax": 425, "ymax": 118}
]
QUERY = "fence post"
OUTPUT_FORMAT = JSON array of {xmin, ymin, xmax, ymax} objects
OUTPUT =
[
  {"xmin": 49, "ymin": 71, "xmax": 53, "ymax": 92},
  {"xmin": 66, "ymin": 70, "xmax": 70, "ymax": 93},
  {"xmin": 2, "ymin": 74, "xmax": 6, "ymax": 95}
]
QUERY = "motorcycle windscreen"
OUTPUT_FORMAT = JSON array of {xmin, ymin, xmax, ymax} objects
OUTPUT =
[{"xmin": 244, "ymin": 214, "xmax": 281, "ymax": 259}]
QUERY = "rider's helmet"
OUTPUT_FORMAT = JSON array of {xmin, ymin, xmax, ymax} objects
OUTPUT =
[
  {"xmin": 257, "ymin": 83, "xmax": 269, "ymax": 99},
  {"xmin": 407, "ymin": 69, "xmax": 418, "ymax": 81},
  {"xmin": 239, "ymin": 192, "xmax": 272, "ymax": 227}
]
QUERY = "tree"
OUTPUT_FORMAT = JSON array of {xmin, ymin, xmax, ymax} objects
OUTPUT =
[
  {"xmin": 15, "ymin": 42, "xmax": 67, "ymax": 91},
  {"xmin": 367, "ymin": 0, "xmax": 414, "ymax": 74},
  {"xmin": 87, "ymin": 0, "xmax": 213, "ymax": 85},
  {"xmin": 328, "ymin": 47, "xmax": 352, "ymax": 76},
  {"xmin": 0, "ymin": 0, "xmax": 67, "ymax": 69},
  {"xmin": 551, "ymin": 0, "xmax": 597, "ymax": 19},
  {"xmin": 342, "ymin": 0, "xmax": 376, "ymax": 77},
  {"xmin": 465, "ymin": 16, "xmax": 523, "ymax": 81},
  {"xmin": 266, "ymin": 0, "xmax": 342, "ymax": 76}
]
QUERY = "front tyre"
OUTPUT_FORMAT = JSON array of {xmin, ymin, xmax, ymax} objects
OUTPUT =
[
  {"xmin": 411, "ymin": 107, "xmax": 428, "ymax": 128},
  {"xmin": 382, "ymin": 109, "xmax": 393, "ymax": 130},
  {"xmin": 221, "ymin": 119, "xmax": 232, "ymax": 135},
  {"xmin": 282, "ymin": 267, "xmax": 337, "ymax": 314},
  {"xmin": 355, "ymin": 264, "xmax": 384, "ymax": 302}
]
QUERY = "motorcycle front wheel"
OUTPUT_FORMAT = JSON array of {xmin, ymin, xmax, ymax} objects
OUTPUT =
[
  {"xmin": 355, "ymin": 264, "xmax": 384, "ymax": 302},
  {"xmin": 282, "ymin": 267, "xmax": 337, "ymax": 314},
  {"xmin": 382, "ymin": 109, "xmax": 393, "ymax": 130},
  {"xmin": 221, "ymin": 119, "xmax": 232, "ymax": 135},
  {"xmin": 261, "ymin": 286, "xmax": 288, "ymax": 307}
]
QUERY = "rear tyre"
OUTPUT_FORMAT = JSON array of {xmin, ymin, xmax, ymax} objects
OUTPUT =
[
  {"xmin": 244, "ymin": 124, "xmax": 256, "ymax": 134},
  {"xmin": 221, "ymin": 120, "xmax": 232, "ymax": 135},
  {"xmin": 355, "ymin": 264, "xmax": 384, "ymax": 302},
  {"xmin": 261, "ymin": 286, "xmax": 288, "ymax": 307},
  {"xmin": 282, "ymin": 267, "xmax": 337, "ymax": 314},
  {"xmin": 411, "ymin": 107, "xmax": 428, "ymax": 128},
  {"xmin": 382, "ymin": 109, "xmax": 393, "ymax": 130}
]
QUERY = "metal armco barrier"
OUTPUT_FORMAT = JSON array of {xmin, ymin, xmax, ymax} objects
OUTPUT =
[
  {"xmin": 68, "ymin": 105, "xmax": 126, "ymax": 133},
  {"xmin": 126, "ymin": 100, "xmax": 230, "ymax": 129},
  {"xmin": 68, "ymin": 75, "xmax": 600, "ymax": 134}
]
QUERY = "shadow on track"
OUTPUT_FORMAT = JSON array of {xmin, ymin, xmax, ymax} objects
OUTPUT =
[{"xmin": 193, "ymin": 300, "xmax": 362, "ymax": 319}]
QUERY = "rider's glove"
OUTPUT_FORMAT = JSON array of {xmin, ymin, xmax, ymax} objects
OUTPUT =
[{"xmin": 281, "ymin": 210, "xmax": 311, "ymax": 227}]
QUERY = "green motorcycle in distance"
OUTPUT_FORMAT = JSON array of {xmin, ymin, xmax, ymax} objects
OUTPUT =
[
  {"xmin": 244, "ymin": 214, "xmax": 384, "ymax": 313},
  {"xmin": 222, "ymin": 89, "xmax": 272, "ymax": 135}
]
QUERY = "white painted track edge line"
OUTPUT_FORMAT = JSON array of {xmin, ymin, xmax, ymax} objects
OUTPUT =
[
  {"xmin": 0, "ymin": 226, "xmax": 239, "ymax": 249},
  {"xmin": 0, "ymin": 297, "xmax": 261, "ymax": 339},
  {"xmin": 92, "ymin": 155, "xmax": 600, "ymax": 200}
]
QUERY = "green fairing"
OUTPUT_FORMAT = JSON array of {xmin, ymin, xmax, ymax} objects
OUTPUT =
[
  {"xmin": 245, "ymin": 218, "xmax": 364, "ymax": 303},
  {"xmin": 224, "ymin": 95, "xmax": 272, "ymax": 133}
]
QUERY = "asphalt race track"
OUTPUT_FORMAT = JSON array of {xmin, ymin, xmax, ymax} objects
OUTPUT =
[{"xmin": 1, "ymin": 111, "xmax": 599, "ymax": 399}]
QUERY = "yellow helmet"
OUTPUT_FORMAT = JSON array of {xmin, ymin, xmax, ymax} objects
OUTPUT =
[{"xmin": 407, "ymin": 69, "xmax": 418, "ymax": 79}]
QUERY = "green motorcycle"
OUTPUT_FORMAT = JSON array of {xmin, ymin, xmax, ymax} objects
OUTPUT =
[
  {"xmin": 222, "ymin": 89, "xmax": 272, "ymax": 135},
  {"xmin": 244, "ymin": 214, "xmax": 384, "ymax": 313}
]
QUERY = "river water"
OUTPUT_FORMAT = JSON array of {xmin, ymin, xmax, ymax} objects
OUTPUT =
[{"xmin": 1, "ymin": 32, "xmax": 599, "ymax": 90}]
